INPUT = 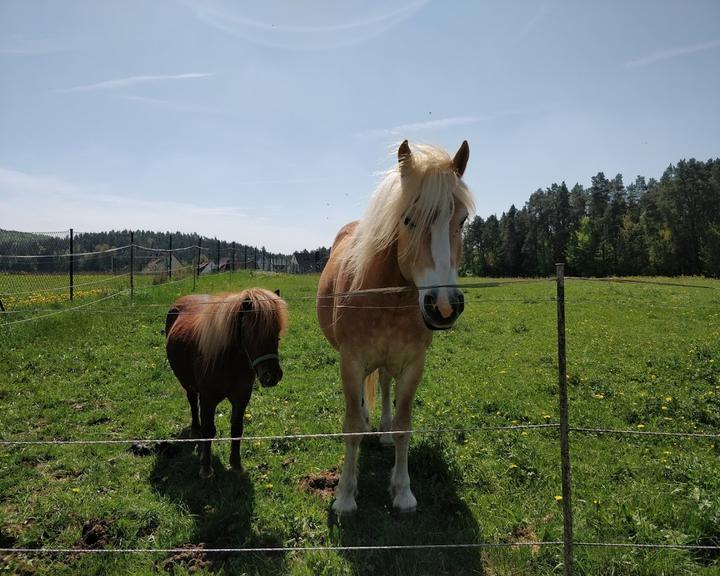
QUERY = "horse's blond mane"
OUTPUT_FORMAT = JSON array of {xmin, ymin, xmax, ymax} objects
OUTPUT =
[
  {"xmin": 191, "ymin": 288, "xmax": 288, "ymax": 372},
  {"xmin": 344, "ymin": 143, "xmax": 475, "ymax": 289}
]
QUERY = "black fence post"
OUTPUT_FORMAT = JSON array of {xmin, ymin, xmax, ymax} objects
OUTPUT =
[
  {"xmin": 556, "ymin": 263, "xmax": 573, "ymax": 576},
  {"xmin": 244, "ymin": 245, "xmax": 248, "ymax": 270},
  {"xmin": 168, "ymin": 234, "xmax": 173, "ymax": 281},
  {"xmin": 130, "ymin": 231, "xmax": 134, "ymax": 302},
  {"xmin": 195, "ymin": 238, "xmax": 202, "ymax": 291},
  {"xmin": 216, "ymin": 239, "xmax": 220, "ymax": 273},
  {"xmin": 69, "ymin": 228, "xmax": 74, "ymax": 302},
  {"xmin": 231, "ymin": 241, "xmax": 236, "ymax": 274}
]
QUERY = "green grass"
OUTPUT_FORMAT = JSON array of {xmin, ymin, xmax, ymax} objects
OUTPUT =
[{"xmin": 1, "ymin": 271, "xmax": 718, "ymax": 575}]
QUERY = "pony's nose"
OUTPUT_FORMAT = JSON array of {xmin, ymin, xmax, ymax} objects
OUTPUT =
[{"xmin": 260, "ymin": 366, "xmax": 283, "ymax": 388}]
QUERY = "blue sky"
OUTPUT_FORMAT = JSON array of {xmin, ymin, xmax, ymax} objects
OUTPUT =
[{"xmin": 1, "ymin": 0, "xmax": 718, "ymax": 253}]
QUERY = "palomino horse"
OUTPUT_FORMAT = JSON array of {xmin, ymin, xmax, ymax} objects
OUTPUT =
[
  {"xmin": 317, "ymin": 140, "xmax": 474, "ymax": 514},
  {"xmin": 165, "ymin": 288, "xmax": 288, "ymax": 478}
]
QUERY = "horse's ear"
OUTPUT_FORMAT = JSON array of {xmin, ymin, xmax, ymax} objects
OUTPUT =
[
  {"xmin": 274, "ymin": 289, "xmax": 281, "ymax": 296},
  {"xmin": 452, "ymin": 140, "xmax": 469, "ymax": 177},
  {"xmin": 242, "ymin": 298, "xmax": 253, "ymax": 311},
  {"xmin": 398, "ymin": 139, "xmax": 411, "ymax": 165}
]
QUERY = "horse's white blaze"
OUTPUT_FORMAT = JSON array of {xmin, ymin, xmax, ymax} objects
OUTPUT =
[{"xmin": 417, "ymin": 215, "xmax": 457, "ymax": 318}]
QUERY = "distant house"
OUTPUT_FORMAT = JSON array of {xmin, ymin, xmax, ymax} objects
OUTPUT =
[
  {"xmin": 293, "ymin": 251, "xmax": 328, "ymax": 273},
  {"xmin": 198, "ymin": 260, "xmax": 216, "ymax": 275},
  {"xmin": 143, "ymin": 254, "xmax": 183, "ymax": 276}
]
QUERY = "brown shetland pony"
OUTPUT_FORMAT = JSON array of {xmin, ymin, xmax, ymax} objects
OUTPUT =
[
  {"xmin": 317, "ymin": 140, "xmax": 474, "ymax": 514},
  {"xmin": 165, "ymin": 288, "xmax": 288, "ymax": 478}
]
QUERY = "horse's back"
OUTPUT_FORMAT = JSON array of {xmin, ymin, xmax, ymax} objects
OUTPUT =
[
  {"xmin": 317, "ymin": 222, "xmax": 358, "ymax": 350},
  {"xmin": 165, "ymin": 294, "xmax": 212, "ymax": 392}
]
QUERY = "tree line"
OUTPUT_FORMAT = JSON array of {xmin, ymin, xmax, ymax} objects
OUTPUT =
[{"xmin": 461, "ymin": 158, "xmax": 720, "ymax": 278}]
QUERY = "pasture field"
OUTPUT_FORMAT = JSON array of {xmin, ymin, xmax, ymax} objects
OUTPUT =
[{"xmin": 0, "ymin": 271, "xmax": 718, "ymax": 575}]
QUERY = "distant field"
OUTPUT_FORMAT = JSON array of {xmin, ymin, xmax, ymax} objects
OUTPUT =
[{"xmin": 0, "ymin": 272, "xmax": 718, "ymax": 575}]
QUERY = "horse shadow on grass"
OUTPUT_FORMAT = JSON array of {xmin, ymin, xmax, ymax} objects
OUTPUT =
[
  {"xmin": 330, "ymin": 437, "xmax": 486, "ymax": 576},
  {"xmin": 149, "ymin": 428, "xmax": 285, "ymax": 574}
]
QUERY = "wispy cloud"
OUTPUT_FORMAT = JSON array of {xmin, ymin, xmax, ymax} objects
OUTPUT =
[
  {"xmin": 355, "ymin": 111, "xmax": 527, "ymax": 139},
  {"xmin": 625, "ymin": 39, "xmax": 720, "ymax": 68},
  {"xmin": 179, "ymin": 0, "xmax": 429, "ymax": 51},
  {"xmin": 119, "ymin": 95, "xmax": 220, "ymax": 115},
  {"xmin": 0, "ymin": 167, "xmax": 332, "ymax": 252},
  {"xmin": 0, "ymin": 34, "xmax": 72, "ymax": 55},
  {"xmin": 58, "ymin": 73, "xmax": 214, "ymax": 93}
]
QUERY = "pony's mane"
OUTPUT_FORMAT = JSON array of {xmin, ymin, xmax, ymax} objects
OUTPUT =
[
  {"xmin": 191, "ymin": 288, "xmax": 288, "ymax": 372},
  {"xmin": 344, "ymin": 143, "xmax": 475, "ymax": 289}
]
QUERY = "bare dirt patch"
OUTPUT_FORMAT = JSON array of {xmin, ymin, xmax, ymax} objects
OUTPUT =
[
  {"xmin": 160, "ymin": 544, "xmax": 210, "ymax": 573},
  {"xmin": 299, "ymin": 470, "xmax": 339, "ymax": 499}
]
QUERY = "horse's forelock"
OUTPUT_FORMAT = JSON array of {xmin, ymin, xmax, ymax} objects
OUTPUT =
[
  {"xmin": 345, "ymin": 143, "xmax": 474, "ymax": 289},
  {"xmin": 193, "ymin": 289, "xmax": 287, "ymax": 374}
]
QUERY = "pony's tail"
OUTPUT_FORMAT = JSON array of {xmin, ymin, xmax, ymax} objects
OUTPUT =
[{"xmin": 363, "ymin": 370, "xmax": 378, "ymax": 415}]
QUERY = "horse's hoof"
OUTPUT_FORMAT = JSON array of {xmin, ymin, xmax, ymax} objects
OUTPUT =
[
  {"xmin": 230, "ymin": 461, "xmax": 243, "ymax": 473},
  {"xmin": 392, "ymin": 491, "xmax": 417, "ymax": 513},
  {"xmin": 199, "ymin": 466, "xmax": 214, "ymax": 479},
  {"xmin": 332, "ymin": 497, "xmax": 358, "ymax": 516},
  {"xmin": 380, "ymin": 434, "xmax": 395, "ymax": 447}
]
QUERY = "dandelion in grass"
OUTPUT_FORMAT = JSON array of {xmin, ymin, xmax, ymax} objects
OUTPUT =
[{"xmin": 554, "ymin": 495, "xmax": 563, "ymax": 502}]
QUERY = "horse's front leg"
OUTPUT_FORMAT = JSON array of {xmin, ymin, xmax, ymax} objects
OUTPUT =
[
  {"xmin": 229, "ymin": 385, "xmax": 252, "ymax": 471},
  {"xmin": 390, "ymin": 356, "xmax": 424, "ymax": 512},
  {"xmin": 198, "ymin": 394, "xmax": 218, "ymax": 479},
  {"xmin": 333, "ymin": 356, "xmax": 369, "ymax": 515}
]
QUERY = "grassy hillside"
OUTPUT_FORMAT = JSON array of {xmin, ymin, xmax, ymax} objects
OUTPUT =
[{"xmin": 1, "ymin": 272, "xmax": 718, "ymax": 575}]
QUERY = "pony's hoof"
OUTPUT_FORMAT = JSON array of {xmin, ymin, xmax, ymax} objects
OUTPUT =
[
  {"xmin": 230, "ymin": 461, "xmax": 243, "ymax": 473},
  {"xmin": 199, "ymin": 466, "xmax": 214, "ymax": 479}
]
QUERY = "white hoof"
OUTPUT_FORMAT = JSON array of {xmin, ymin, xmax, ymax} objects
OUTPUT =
[
  {"xmin": 380, "ymin": 433, "xmax": 395, "ymax": 446},
  {"xmin": 392, "ymin": 490, "xmax": 417, "ymax": 513},
  {"xmin": 332, "ymin": 495, "xmax": 358, "ymax": 515}
]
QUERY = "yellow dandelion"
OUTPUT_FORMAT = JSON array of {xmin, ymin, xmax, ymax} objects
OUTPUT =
[
  {"xmin": 508, "ymin": 463, "xmax": 518, "ymax": 469},
  {"xmin": 593, "ymin": 393, "xmax": 604, "ymax": 400},
  {"xmin": 554, "ymin": 495, "xmax": 563, "ymax": 502},
  {"xmin": 665, "ymin": 396, "xmax": 673, "ymax": 402},
  {"xmin": 637, "ymin": 424, "xmax": 645, "ymax": 429}
]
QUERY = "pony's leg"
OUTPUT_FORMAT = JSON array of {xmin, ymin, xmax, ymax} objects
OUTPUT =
[
  {"xmin": 378, "ymin": 368, "xmax": 394, "ymax": 446},
  {"xmin": 389, "ymin": 358, "xmax": 424, "ymax": 512},
  {"xmin": 186, "ymin": 389, "xmax": 200, "ymax": 434},
  {"xmin": 229, "ymin": 387, "xmax": 251, "ymax": 471},
  {"xmin": 333, "ymin": 356, "xmax": 368, "ymax": 515},
  {"xmin": 198, "ymin": 395, "xmax": 218, "ymax": 479}
]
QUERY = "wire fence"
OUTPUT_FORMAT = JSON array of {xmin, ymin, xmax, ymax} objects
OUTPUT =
[
  {"xmin": 0, "ymin": 228, "xmax": 331, "ymax": 311},
  {"xmin": 0, "ymin": 242, "xmax": 718, "ymax": 570}
]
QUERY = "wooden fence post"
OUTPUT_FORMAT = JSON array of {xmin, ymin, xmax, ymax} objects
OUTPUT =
[
  {"xmin": 556, "ymin": 263, "xmax": 574, "ymax": 576},
  {"xmin": 69, "ymin": 228, "xmax": 74, "ymax": 302},
  {"xmin": 129, "ymin": 231, "xmax": 134, "ymax": 301}
]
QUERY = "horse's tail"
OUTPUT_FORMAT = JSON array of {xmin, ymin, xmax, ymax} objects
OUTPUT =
[
  {"xmin": 363, "ymin": 370, "xmax": 378, "ymax": 415},
  {"xmin": 164, "ymin": 307, "xmax": 181, "ymax": 338}
]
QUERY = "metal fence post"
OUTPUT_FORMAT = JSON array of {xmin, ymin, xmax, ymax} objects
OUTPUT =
[
  {"xmin": 129, "ymin": 231, "xmax": 134, "ymax": 302},
  {"xmin": 168, "ymin": 234, "xmax": 172, "ymax": 281},
  {"xmin": 556, "ymin": 263, "xmax": 574, "ymax": 576},
  {"xmin": 194, "ymin": 238, "xmax": 201, "ymax": 291},
  {"xmin": 254, "ymin": 247, "xmax": 257, "ymax": 270},
  {"xmin": 232, "ymin": 241, "xmax": 236, "ymax": 274},
  {"xmin": 244, "ymin": 245, "xmax": 248, "ymax": 270},
  {"xmin": 216, "ymin": 239, "xmax": 220, "ymax": 273},
  {"xmin": 69, "ymin": 228, "xmax": 74, "ymax": 302}
]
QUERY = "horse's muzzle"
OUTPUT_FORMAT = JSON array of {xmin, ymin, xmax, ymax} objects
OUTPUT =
[
  {"xmin": 421, "ymin": 288, "xmax": 464, "ymax": 331},
  {"xmin": 257, "ymin": 364, "xmax": 283, "ymax": 388}
]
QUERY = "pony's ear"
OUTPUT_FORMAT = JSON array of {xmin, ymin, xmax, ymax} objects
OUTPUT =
[
  {"xmin": 452, "ymin": 140, "xmax": 470, "ymax": 177},
  {"xmin": 274, "ymin": 288, "xmax": 281, "ymax": 296},
  {"xmin": 398, "ymin": 139, "xmax": 411, "ymax": 165},
  {"xmin": 242, "ymin": 298, "xmax": 253, "ymax": 312}
]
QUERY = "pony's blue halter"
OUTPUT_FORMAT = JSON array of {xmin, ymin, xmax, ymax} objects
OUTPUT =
[{"xmin": 250, "ymin": 353, "xmax": 279, "ymax": 370}]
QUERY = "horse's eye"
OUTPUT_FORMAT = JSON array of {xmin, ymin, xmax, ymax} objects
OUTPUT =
[{"xmin": 403, "ymin": 216, "xmax": 415, "ymax": 228}]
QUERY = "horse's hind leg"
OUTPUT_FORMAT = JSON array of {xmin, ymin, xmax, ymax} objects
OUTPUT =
[
  {"xmin": 186, "ymin": 390, "xmax": 200, "ymax": 434},
  {"xmin": 198, "ymin": 394, "xmax": 218, "ymax": 479},
  {"xmin": 378, "ymin": 368, "xmax": 394, "ymax": 446},
  {"xmin": 333, "ymin": 356, "xmax": 369, "ymax": 515}
]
